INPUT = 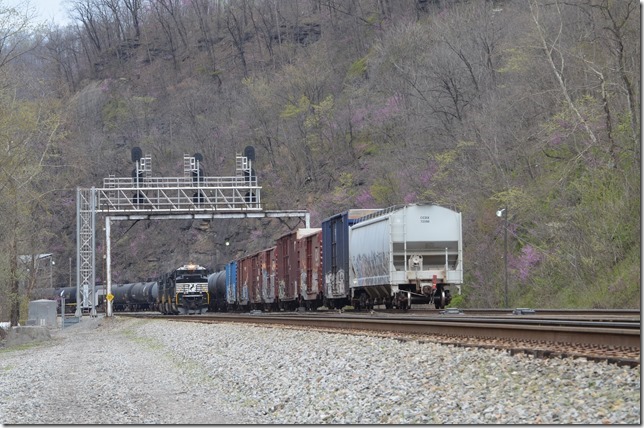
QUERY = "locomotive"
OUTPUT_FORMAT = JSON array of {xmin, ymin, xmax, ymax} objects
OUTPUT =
[{"xmin": 157, "ymin": 264, "xmax": 211, "ymax": 314}]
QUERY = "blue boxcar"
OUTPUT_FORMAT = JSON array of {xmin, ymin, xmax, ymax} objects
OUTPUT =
[
  {"xmin": 225, "ymin": 261, "xmax": 238, "ymax": 306},
  {"xmin": 321, "ymin": 209, "xmax": 382, "ymax": 307}
]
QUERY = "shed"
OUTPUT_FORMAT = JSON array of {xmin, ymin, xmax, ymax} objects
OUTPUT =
[{"xmin": 27, "ymin": 299, "xmax": 58, "ymax": 328}]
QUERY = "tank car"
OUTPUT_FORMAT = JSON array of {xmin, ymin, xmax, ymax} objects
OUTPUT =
[
  {"xmin": 158, "ymin": 264, "xmax": 211, "ymax": 314},
  {"xmin": 207, "ymin": 271, "xmax": 226, "ymax": 312},
  {"xmin": 111, "ymin": 283, "xmax": 135, "ymax": 311},
  {"xmin": 348, "ymin": 203, "xmax": 463, "ymax": 309},
  {"xmin": 128, "ymin": 281, "xmax": 158, "ymax": 311},
  {"xmin": 31, "ymin": 286, "xmax": 80, "ymax": 313}
]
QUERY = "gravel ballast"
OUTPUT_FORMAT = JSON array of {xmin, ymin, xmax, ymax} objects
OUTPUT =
[{"xmin": 0, "ymin": 315, "xmax": 640, "ymax": 424}]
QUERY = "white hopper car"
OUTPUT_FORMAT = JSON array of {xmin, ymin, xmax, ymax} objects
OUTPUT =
[{"xmin": 349, "ymin": 203, "xmax": 463, "ymax": 309}]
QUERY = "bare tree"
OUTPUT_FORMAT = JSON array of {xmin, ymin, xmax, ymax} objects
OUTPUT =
[
  {"xmin": 191, "ymin": 0, "xmax": 223, "ymax": 86},
  {"xmin": 123, "ymin": 0, "xmax": 142, "ymax": 39},
  {"xmin": 0, "ymin": 2, "xmax": 41, "ymax": 68},
  {"xmin": 225, "ymin": 2, "xmax": 249, "ymax": 77}
]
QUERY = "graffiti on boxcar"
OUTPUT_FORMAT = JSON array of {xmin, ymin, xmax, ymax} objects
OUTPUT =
[{"xmin": 325, "ymin": 269, "xmax": 346, "ymax": 297}]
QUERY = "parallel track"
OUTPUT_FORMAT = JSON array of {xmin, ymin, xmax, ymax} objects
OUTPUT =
[{"xmin": 121, "ymin": 310, "xmax": 640, "ymax": 366}]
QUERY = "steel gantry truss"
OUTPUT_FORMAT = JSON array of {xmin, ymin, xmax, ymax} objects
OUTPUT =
[{"xmin": 76, "ymin": 152, "xmax": 309, "ymax": 316}]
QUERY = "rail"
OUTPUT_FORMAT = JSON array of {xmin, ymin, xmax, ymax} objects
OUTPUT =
[{"xmin": 121, "ymin": 311, "xmax": 640, "ymax": 366}]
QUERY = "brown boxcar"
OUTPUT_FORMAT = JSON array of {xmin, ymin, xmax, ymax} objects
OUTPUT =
[
  {"xmin": 238, "ymin": 252, "xmax": 260, "ymax": 307},
  {"xmin": 296, "ymin": 228, "xmax": 323, "ymax": 308},
  {"xmin": 259, "ymin": 247, "xmax": 277, "ymax": 307},
  {"xmin": 275, "ymin": 228, "xmax": 323, "ymax": 310},
  {"xmin": 275, "ymin": 230, "xmax": 299, "ymax": 309}
]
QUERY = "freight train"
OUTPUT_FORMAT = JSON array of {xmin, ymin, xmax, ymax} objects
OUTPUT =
[
  {"xmin": 208, "ymin": 203, "xmax": 463, "ymax": 311},
  {"xmin": 33, "ymin": 203, "xmax": 463, "ymax": 313}
]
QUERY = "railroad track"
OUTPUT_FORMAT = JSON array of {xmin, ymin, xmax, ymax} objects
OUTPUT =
[{"xmin": 121, "ymin": 309, "xmax": 640, "ymax": 367}]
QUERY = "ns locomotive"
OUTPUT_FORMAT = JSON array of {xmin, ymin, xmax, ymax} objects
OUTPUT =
[{"xmin": 157, "ymin": 263, "xmax": 211, "ymax": 314}]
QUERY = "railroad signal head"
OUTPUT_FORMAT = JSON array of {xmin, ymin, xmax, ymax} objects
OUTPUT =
[
  {"xmin": 244, "ymin": 145, "xmax": 255, "ymax": 161},
  {"xmin": 131, "ymin": 146, "xmax": 143, "ymax": 162}
]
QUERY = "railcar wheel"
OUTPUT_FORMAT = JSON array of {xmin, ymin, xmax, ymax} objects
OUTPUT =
[
  {"xmin": 434, "ymin": 291, "xmax": 446, "ymax": 309},
  {"xmin": 358, "ymin": 293, "xmax": 367, "ymax": 311}
]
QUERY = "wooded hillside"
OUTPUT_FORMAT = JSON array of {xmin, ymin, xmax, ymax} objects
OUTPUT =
[{"xmin": 0, "ymin": 0, "xmax": 640, "ymax": 323}]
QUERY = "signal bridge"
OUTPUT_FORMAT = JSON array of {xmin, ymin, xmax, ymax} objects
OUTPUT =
[{"xmin": 76, "ymin": 148, "xmax": 309, "ymax": 317}]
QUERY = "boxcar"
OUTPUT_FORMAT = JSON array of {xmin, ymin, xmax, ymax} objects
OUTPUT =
[
  {"xmin": 349, "ymin": 203, "xmax": 463, "ymax": 309},
  {"xmin": 275, "ymin": 230, "xmax": 299, "ymax": 309},
  {"xmin": 111, "ymin": 283, "xmax": 134, "ymax": 311},
  {"xmin": 259, "ymin": 247, "xmax": 277, "ymax": 308},
  {"xmin": 239, "ymin": 252, "xmax": 260, "ymax": 309},
  {"xmin": 296, "ymin": 228, "xmax": 323, "ymax": 309},
  {"xmin": 321, "ymin": 209, "xmax": 382, "ymax": 308},
  {"xmin": 225, "ymin": 261, "xmax": 238, "ymax": 309}
]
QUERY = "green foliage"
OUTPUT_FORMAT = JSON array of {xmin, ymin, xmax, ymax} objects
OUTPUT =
[
  {"xmin": 280, "ymin": 95, "xmax": 309, "ymax": 118},
  {"xmin": 347, "ymin": 55, "xmax": 369, "ymax": 78},
  {"xmin": 446, "ymin": 293, "xmax": 464, "ymax": 308},
  {"xmin": 370, "ymin": 177, "xmax": 397, "ymax": 205},
  {"xmin": 497, "ymin": 48, "xmax": 531, "ymax": 74},
  {"xmin": 490, "ymin": 188, "xmax": 533, "ymax": 214},
  {"xmin": 337, "ymin": 172, "xmax": 354, "ymax": 188},
  {"xmin": 102, "ymin": 97, "xmax": 129, "ymax": 131}
]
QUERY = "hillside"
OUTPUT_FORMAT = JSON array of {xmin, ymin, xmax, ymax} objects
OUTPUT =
[{"xmin": 0, "ymin": 0, "xmax": 639, "ymax": 323}]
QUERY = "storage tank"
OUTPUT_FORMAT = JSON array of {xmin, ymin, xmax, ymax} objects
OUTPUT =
[{"xmin": 348, "ymin": 203, "xmax": 463, "ymax": 308}]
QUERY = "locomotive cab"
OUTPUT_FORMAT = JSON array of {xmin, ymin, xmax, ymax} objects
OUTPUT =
[{"xmin": 173, "ymin": 264, "xmax": 210, "ymax": 314}]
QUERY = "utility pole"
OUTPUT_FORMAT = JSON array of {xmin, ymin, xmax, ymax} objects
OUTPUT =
[
  {"xmin": 497, "ymin": 207, "xmax": 509, "ymax": 308},
  {"xmin": 503, "ymin": 207, "xmax": 508, "ymax": 308}
]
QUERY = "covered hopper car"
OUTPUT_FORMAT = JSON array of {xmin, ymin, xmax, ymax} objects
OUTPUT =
[{"xmin": 349, "ymin": 204, "xmax": 463, "ymax": 309}]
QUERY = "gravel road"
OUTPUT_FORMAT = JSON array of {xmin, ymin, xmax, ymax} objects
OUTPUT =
[{"xmin": 0, "ymin": 315, "xmax": 640, "ymax": 424}]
